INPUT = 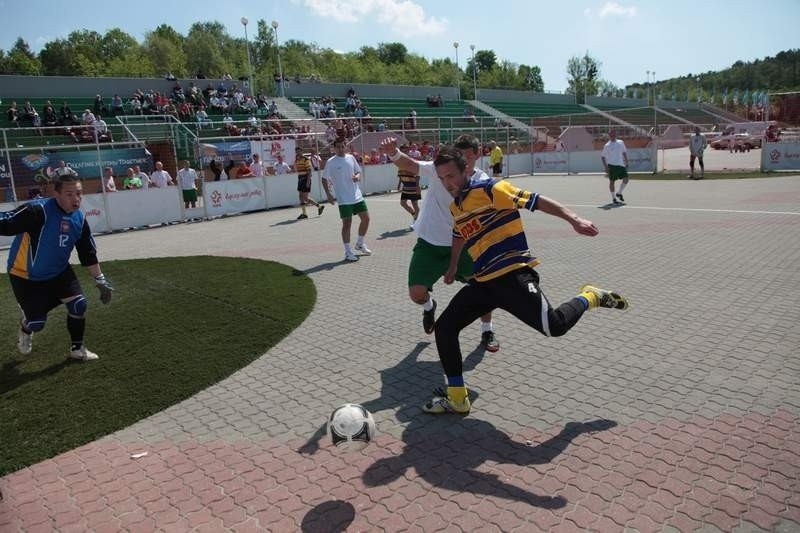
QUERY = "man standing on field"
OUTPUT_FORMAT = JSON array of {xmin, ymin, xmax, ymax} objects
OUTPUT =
[{"xmin": 601, "ymin": 130, "xmax": 629, "ymax": 205}]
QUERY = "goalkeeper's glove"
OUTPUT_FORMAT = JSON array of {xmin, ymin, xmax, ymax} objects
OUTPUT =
[{"xmin": 95, "ymin": 274, "xmax": 114, "ymax": 304}]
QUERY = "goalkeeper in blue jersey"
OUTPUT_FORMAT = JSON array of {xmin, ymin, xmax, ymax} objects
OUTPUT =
[
  {"xmin": 423, "ymin": 147, "xmax": 629, "ymax": 414},
  {"xmin": 1, "ymin": 174, "xmax": 114, "ymax": 361}
]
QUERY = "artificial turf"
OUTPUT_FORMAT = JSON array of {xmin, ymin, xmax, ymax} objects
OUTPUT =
[{"xmin": 0, "ymin": 256, "xmax": 316, "ymax": 475}]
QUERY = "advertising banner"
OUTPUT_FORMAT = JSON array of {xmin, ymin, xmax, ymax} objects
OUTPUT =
[
  {"xmin": 251, "ymin": 139, "xmax": 296, "ymax": 168},
  {"xmin": 196, "ymin": 140, "xmax": 252, "ymax": 167},
  {"xmin": 203, "ymin": 177, "xmax": 267, "ymax": 217},
  {"xmin": 532, "ymin": 152, "xmax": 569, "ymax": 173},
  {"xmin": 761, "ymin": 142, "xmax": 800, "ymax": 171},
  {"xmin": 10, "ymin": 148, "xmax": 152, "ymax": 189}
]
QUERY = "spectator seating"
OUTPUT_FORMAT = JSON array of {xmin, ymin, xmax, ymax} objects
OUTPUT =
[{"xmin": 481, "ymin": 101, "xmax": 587, "ymax": 120}]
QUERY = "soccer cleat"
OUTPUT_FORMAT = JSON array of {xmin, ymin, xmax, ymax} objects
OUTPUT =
[
  {"xmin": 297, "ymin": 213, "xmax": 308, "ymax": 220},
  {"xmin": 481, "ymin": 331, "xmax": 500, "ymax": 353},
  {"xmin": 17, "ymin": 327, "xmax": 33, "ymax": 355},
  {"xmin": 344, "ymin": 251, "xmax": 359, "ymax": 262},
  {"xmin": 317, "ymin": 205, "xmax": 325, "ymax": 216},
  {"xmin": 615, "ymin": 193, "xmax": 625, "ymax": 202},
  {"xmin": 354, "ymin": 243, "xmax": 372, "ymax": 255},
  {"xmin": 612, "ymin": 198, "xmax": 622, "ymax": 205},
  {"xmin": 70, "ymin": 346, "xmax": 99, "ymax": 361},
  {"xmin": 423, "ymin": 393, "xmax": 471, "ymax": 414},
  {"xmin": 580, "ymin": 284, "xmax": 629, "ymax": 311},
  {"xmin": 423, "ymin": 299, "xmax": 437, "ymax": 334}
]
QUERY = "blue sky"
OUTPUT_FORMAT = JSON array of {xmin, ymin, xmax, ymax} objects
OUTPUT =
[{"xmin": 3, "ymin": 0, "xmax": 798, "ymax": 92}]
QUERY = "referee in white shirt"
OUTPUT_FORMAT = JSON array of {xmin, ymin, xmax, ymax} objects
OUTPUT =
[{"xmin": 600, "ymin": 130, "xmax": 629, "ymax": 205}]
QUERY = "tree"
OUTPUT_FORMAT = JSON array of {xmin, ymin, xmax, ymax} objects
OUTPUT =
[
  {"xmin": 597, "ymin": 79, "xmax": 621, "ymax": 97},
  {"xmin": 519, "ymin": 65, "xmax": 544, "ymax": 92},
  {"xmin": 376, "ymin": 42, "xmax": 407, "ymax": 65},
  {"xmin": 566, "ymin": 52, "xmax": 601, "ymax": 102},
  {"xmin": 6, "ymin": 38, "xmax": 41, "ymax": 75},
  {"xmin": 40, "ymin": 39, "xmax": 73, "ymax": 75},
  {"xmin": 474, "ymin": 50, "xmax": 497, "ymax": 73}
]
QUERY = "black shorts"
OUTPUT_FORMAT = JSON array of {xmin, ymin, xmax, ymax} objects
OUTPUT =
[
  {"xmin": 492, "ymin": 162, "xmax": 503, "ymax": 175},
  {"xmin": 297, "ymin": 174, "xmax": 312, "ymax": 193},
  {"xmin": 400, "ymin": 191, "xmax": 421, "ymax": 201},
  {"xmin": 9, "ymin": 267, "xmax": 83, "ymax": 320}
]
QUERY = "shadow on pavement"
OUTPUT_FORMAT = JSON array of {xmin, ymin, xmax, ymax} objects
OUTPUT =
[
  {"xmin": 300, "ymin": 500, "xmax": 355, "ymax": 533},
  {"xmin": 298, "ymin": 341, "xmax": 616, "ymax": 508}
]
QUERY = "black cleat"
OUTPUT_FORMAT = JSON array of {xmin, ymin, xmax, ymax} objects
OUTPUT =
[
  {"xmin": 423, "ymin": 299, "xmax": 437, "ymax": 334},
  {"xmin": 615, "ymin": 193, "xmax": 625, "ymax": 202}
]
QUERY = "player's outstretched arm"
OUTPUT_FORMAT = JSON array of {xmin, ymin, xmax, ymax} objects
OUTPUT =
[
  {"xmin": 536, "ymin": 195, "xmax": 599, "ymax": 236},
  {"xmin": 379, "ymin": 137, "xmax": 421, "ymax": 175},
  {"xmin": 321, "ymin": 178, "xmax": 336, "ymax": 205}
]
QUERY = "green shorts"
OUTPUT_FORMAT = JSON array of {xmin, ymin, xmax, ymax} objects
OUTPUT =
[
  {"xmin": 337, "ymin": 200, "xmax": 368, "ymax": 219},
  {"xmin": 182, "ymin": 189, "xmax": 198, "ymax": 202},
  {"xmin": 408, "ymin": 238, "xmax": 474, "ymax": 289},
  {"xmin": 607, "ymin": 164, "xmax": 628, "ymax": 181}
]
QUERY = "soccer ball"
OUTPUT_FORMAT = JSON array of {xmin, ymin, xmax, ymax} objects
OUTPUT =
[{"xmin": 327, "ymin": 403, "xmax": 377, "ymax": 450}]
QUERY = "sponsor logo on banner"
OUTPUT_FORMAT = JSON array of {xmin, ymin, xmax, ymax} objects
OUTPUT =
[
  {"xmin": 764, "ymin": 142, "xmax": 800, "ymax": 169},
  {"xmin": 770, "ymin": 149, "xmax": 781, "ymax": 162},
  {"xmin": 225, "ymin": 189, "xmax": 264, "ymax": 201},
  {"xmin": 211, "ymin": 190, "xmax": 223, "ymax": 208},
  {"xmin": 84, "ymin": 209, "xmax": 102, "ymax": 218}
]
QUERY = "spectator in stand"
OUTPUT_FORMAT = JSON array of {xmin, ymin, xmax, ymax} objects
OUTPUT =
[
  {"xmin": 250, "ymin": 153, "xmax": 265, "ymax": 177},
  {"xmin": 208, "ymin": 159, "xmax": 227, "ymax": 181},
  {"xmin": 41, "ymin": 105, "xmax": 58, "ymax": 129},
  {"xmin": 234, "ymin": 160, "xmax": 253, "ymax": 179},
  {"xmin": 177, "ymin": 160, "xmax": 200, "ymax": 208},
  {"xmin": 178, "ymin": 101, "xmax": 192, "ymax": 121},
  {"xmin": 54, "ymin": 160, "xmax": 78, "ymax": 178},
  {"xmin": 217, "ymin": 81, "xmax": 228, "ymax": 97},
  {"xmin": 377, "ymin": 120, "xmax": 386, "ymax": 132},
  {"xmin": 82, "ymin": 109, "xmax": 96, "ymax": 125},
  {"xmin": 408, "ymin": 108, "xmax": 417, "ymax": 129},
  {"xmin": 273, "ymin": 154, "xmax": 291, "ymax": 175},
  {"xmin": 110, "ymin": 94, "xmax": 124, "ymax": 116},
  {"xmin": 369, "ymin": 149, "xmax": 381, "ymax": 164},
  {"xmin": 222, "ymin": 113, "xmax": 234, "ymax": 128},
  {"xmin": 21, "ymin": 101, "xmax": 36, "ymax": 125},
  {"xmin": 129, "ymin": 96, "xmax": 142, "ymax": 115},
  {"xmin": 123, "ymin": 167, "xmax": 143, "ymax": 190},
  {"xmin": 5, "ymin": 101, "xmax": 19, "ymax": 126},
  {"xmin": 133, "ymin": 165, "xmax": 150, "ymax": 189},
  {"xmin": 93, "ymin": 95, "xmax": 107, "ymax": 117},
  {"xmin": 103, "ymin": 167, "xmax": 118, "ymax": 192},
  {"xmin": 407, "ymin": 143, "xmax": 422, "ymax": 160},
  {"xmin": 59, "ymin": 102, "xmax": 78, "ymax": 125},
  {"xmin": 310, "ymin": 148, "xmax": 322, "ymax": 172},
  {"xmin": 149, "ymin": 161, "xmax": 174, "ymax": 188},
  {"xmin": 172, "ymin": 82, "xmax": 185, "ymax": 102},
  {"xmin": 92, "ymin": 115, "xmax": 112, "ymax": 142},
  {"xmin": 196, "ymin": 106, "xmax": 211, "ymax": 129}
]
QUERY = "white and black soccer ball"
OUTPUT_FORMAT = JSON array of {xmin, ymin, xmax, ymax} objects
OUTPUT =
[{"xmin": 327, "ymin": 403, "xmax": 377, "ymax": 450}]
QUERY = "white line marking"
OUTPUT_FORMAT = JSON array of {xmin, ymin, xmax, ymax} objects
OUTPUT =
[{"xmin": 566, "ymin": 204, "xmax": 800, "ymax": 216}]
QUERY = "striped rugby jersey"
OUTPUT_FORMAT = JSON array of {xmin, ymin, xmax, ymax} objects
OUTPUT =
[
  {"xmin": 294, "ymin": 155, "xmax": 312, "ymax": 175},
  {"xmin": 397, "ymin": 169, "xmax": 420, "ymax": 195},
  {"xmin": 450, "ymin": 178, "xmax": 540, "ymax": 282}
]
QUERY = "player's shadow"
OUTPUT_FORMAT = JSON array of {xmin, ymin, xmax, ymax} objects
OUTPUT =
[
  {"xmin": 300, "ymin": 500, "xmax": 355, "ymax": 533},
  {"xmin": 298, "ymin": 341, "xmax": 616, "ymax": 508},
  {"xmin": 599, "ymin": 202, "xmax": 625, "ymax": 210},
  {"xmin": 294, "ymin": 260, "xmax": 356, "ymax": 275},
  {"xmin": 0, "ymin": 359, "xmax": 71, "ymax": 395},
  {"xmin": 376, "ymin": 227, "xmax": 414, "ymax": 240}
]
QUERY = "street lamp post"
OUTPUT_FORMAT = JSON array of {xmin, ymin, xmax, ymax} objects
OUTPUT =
[
  {"xmin": 271, "ymin": 20, "xmax": 284, "ymax": 98},
  {"xmin": 453, "ymin": 42, "xmax": 460, "ymax": 100},
  {"xmin": 470, "ymin": 44, "xmax": 476, "ymax": 100},
  {"xmin": 696, "ymin": 77, "xmax": 701, "ymax": 105},
  {"xmin": 241, "ymin": 17, "xmax": 255, "ymax": 98}
]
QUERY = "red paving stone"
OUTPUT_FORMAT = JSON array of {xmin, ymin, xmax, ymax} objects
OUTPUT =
[{"xmin": 1, "ymin": 410, "xmax": 799, "ymax": 531}]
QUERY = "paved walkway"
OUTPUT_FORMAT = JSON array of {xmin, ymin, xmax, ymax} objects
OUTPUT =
[{"xmin": 1, "ymin": 175, "xmax": 799, "ymax": 532}]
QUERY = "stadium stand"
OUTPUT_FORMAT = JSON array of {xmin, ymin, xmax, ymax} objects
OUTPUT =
[{"xmin": 481, "ymin": 101, "xmax": 587, "ymax": 120}]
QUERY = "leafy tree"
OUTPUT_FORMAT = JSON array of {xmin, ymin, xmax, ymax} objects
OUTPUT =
[
  {"xmin": 474, "ymin": 50, "xmax": 497, "ymax": 73},
  {"xmin": 144, "ymin": 32, "xmax": 187, "ymax": 78},
  {"xmin": 6, "ymin": 38, "xmax": 41, "ymax": 75},
  {"xmin": 40, "ymin": 39, "xmax": 73, "ymax": 75},
  {"xmin": 519, "ymin": 65, "xmax": 544, "ymax": 92},
  {"xmin": 377, "ymin": 42, "xmax": 407, "ymax": 65},
  {"xmin": 566, "ymin": 52, "xmax": 601, "ymax": 102},
  {"xmin": 100, "ymin": 29, "xmax": 139, "ymax": 63}
]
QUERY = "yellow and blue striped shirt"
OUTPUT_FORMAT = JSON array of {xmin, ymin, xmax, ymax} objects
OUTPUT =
[{"xmin": 450, "ymin": 179, "xmax": 540, "ymax": 282}]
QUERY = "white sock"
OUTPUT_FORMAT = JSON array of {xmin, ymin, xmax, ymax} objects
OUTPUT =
[
  {"xmin": 481, "ymin": 320, "xmax": 493, "ymax": 333},
  {"xmin": 619, "ymin": 182, "xmax": 628, "ymax": 193},
  {"xmin": 344, "ymin": 243, "xmax": 353, "ymax": 254},
  {"xmin": 356, "ymin": 235, "xmax": 364, "ymax": 247},
  {"xmin": 422, "ymin": 295, "xmax": 434, "ymax": 311},
  {"xmin": 611, "ymin": 191, "xmax": 617, "ymax": 202}
]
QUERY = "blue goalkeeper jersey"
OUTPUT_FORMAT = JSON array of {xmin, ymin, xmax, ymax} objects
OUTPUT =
[
  {"xmin": 450, "ymin": 178, "xmax": 541, "ymax": 282},
  {"xmin": 1, "ymin": 198, "xmax": 98, "ymax": 281}
]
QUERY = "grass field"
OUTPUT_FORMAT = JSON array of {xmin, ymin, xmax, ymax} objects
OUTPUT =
[{"xmin": 0, "ymin": 256, "xmax": 316, "ymax": 476}]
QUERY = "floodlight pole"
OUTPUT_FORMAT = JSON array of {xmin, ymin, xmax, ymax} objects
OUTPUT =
[
  {"xmin": 241, "ymin": 17, "xmax": 255, "ymax": 98},
  {"xmin": 272, "ymin": 20, "xmax": 285, "ymax": 98},
  {"xmin": 470, "ymin": 44, "xmax": 477, "ymax": 100},
  {"xmin": 453, "ymin": 42, "xmax": 460, "ymax": 100}
]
